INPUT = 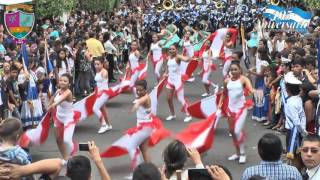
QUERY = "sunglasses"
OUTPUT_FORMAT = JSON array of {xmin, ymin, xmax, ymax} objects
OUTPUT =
[{"xmin": 300, "ymin": 147, "xmax": 320, "ymax": 154}]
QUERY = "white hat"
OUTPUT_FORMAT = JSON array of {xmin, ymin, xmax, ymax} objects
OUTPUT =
[
  {"xmin": 281, "ymin": 56, "xmax": 291, "ymax": 64},
  {"xmin": 260, "ymin": 60, "xmax": 269, "ymax": 67},
  {"xmin": 36, "ymin": 67, "xmax": 46, "ymax": 74},
  {"xmin": 284, "ymin": 72, "xmax": 302, "ymax": 85}
]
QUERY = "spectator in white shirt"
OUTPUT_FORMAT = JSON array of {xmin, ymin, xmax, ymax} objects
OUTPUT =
[{"xmin": 103, "ymin": 32, "xmax": 117, "ymax": 82}]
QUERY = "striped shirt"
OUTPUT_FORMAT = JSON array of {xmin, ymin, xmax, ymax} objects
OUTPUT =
[
  {"xmin": 241, "ymin": 161, "xmax": 302, "ymax": 180},
  {"xmin": 0, "ymin": 146, "xmax": 31, "ymax": 165}
]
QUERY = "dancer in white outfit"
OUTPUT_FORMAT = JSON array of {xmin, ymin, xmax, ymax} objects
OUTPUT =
[
  {"xmin": 181, "ymin": 31, "xmax": 195, "ymax": 82},
  {"xmin": 218, "ymin": 61, "xmax": 255, "ymax": 164},
  {"xmin": 48, "ymin": 74, "xmax": 76, "ymax": 160},
  {"xmin": 148, "ymin": 34, "xmax": 163, "ymax": 81},
  {"xmin": 165, "ymin": 45, "xmax": 192, "ymax": 122},
  {"xmin": 131, "ymin": 80, "xmax": 153, "ymax": 163},
  {"xmin": 222, "ymin": 32, "xmax": 234, "ymax": 77},
  {"xmin": 92, "ymin": 57, "xmax": 112, "ymax": 134},
  {"xmin": 198, "ymin": 40, "xmax": 219, "ymax": 96},
  {"xmin": 128, "ymin": 41, "xmax": 141, "ymax": 96}
]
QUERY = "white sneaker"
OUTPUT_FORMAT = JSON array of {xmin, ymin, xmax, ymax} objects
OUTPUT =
[
  {"xmin": 239, "ymin": 155, "xmax": 246, "ymax": 164},
  {"xmin": 187, "ymin": 77, "xmax": 195, "ymax": 82},
  {"xmin": 124, "ymin": 173, "xmax": 133, "ymax": 180},
  {"xmin": 213, "ymin": 84, "xmax": 219, "ymax": 94},
  {"xmin": 166, "ymin": 115, "xmax": 176, "ymax": 121},
  {"xmin": 201, "ymin": 93, "xmax": 209, "ymax": 97},
  {"xmin": 183, "ymin": 116, "xmax": 192, "ymax": 122},
  {"xmin": 228, "ymin": 154, "xmax": 239, "ymax": 161},
  {"xmin": 98, "ymin": 125, "xmax": 111, "ymax": 134}
]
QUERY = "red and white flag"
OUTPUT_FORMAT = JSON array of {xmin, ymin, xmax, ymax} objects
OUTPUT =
[
  {"xmin": 18, "ymin": 79, "xmax": 131, "ymax": 147},
  {"xmin": 176, "ymin": 111, "xmax": 222, "ymax": 153},
  {"xmin": 100, "ymin": 79, "xmax": 170, "ymax": 168},
  {"xmin": 18, "ymin": 110, "xmax": 81, "ymax": 148},
  {"xmin": 101, "ymin": 116, "xmax": 170, "ymax": 169},
  {"xmin": 150, "ymin": 77, "xmax": 167, "ymax": 115},
  {"xmin": 187, "ymin": 94, "xmax": 220, "ymax": 119},
  {"xmin": 138, "ymin": 61, "xmax": 148, "ymax": 80},
  {"xmin": 199, "ymin": 28, "xmax": 238, "ymax": 60}
]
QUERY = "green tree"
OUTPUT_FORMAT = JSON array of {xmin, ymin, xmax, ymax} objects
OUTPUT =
[
  {"xmin": 303, "ymin": 0, "xmax": 320, "ymax": 10},
  {"xmin": 35, "ymin": 0, "xmax": 76, "ymax": 18},
  {"xmin": 79, "ymin": 0, "xmax": 120, "ymax": 12}
]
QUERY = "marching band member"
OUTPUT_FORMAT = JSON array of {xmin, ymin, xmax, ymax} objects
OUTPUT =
[
  {"xmin": 48, "ymin": 74, "xmax": 76, "ymax": 160},
  {"xmin": 164, "ymin": 44, "xmax": 192, "ymax": 122},
  {"xmin": 148, "ymin": 34, "xmax": 163, "ymax": 81},
  {"xmin": 92, "ymin": 57, "xmax": 112, "ymax": 134},
  {"xmin": 219, "ymin": 61, "xmax": 255, "ymax": 164}
]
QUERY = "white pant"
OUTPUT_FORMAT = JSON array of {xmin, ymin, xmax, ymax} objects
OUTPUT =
[
  {"xmin": 154, "ymin": 60, "xmax": 163, "ymax": 79},
  {"xmin": 202, "ymin": 62, "xmax": 212, "ymax": 84},
  {"xmin": 93, "ymin": 93, "xmax": 109, "ymax": 123}
]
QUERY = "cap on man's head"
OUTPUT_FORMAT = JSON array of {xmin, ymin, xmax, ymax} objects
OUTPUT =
[
  {"xmin": 281, "ymin": 56, "xmax": 291, "ymax": 64},
  {"xmin": 284, "ymin": 72, "xmax": 302, "ymax": 85}
]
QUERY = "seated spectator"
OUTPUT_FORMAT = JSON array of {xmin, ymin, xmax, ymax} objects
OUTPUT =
[
  {"xmin": 241, "ymin": 133, "xmax": 302, "ymax": 180},
  {"xmin": 0, "ymin": 118, "xmax": 31, "ymax": 165},
  {"xmin": 162, "ymin": 140, "xmax": 204, "ymax": 180},
  {"xmin": 300, "ymin": 135, "xmax": 320, "ymax": 179},
  {"xmin": 133, "ymin": 162, "xmax": 161, "ymax": 180}
]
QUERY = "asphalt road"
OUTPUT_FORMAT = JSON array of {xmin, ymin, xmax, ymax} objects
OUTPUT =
[{"xmin": 30, "ymin": 59, "xmax": 284, "ymax": 180}]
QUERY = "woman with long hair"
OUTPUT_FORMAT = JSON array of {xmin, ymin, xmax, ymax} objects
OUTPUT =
[
  {"xmin": 48, "ymin": 74, "xmax": 76, "ymax": 160},
  {"xmin": 148, "ymin": 34, "xmax": 163, "ymax": 81},
  {"xmin": 162, "ymin": 140, "xmax": 204, "ymax": 180},
  {"xmin": 164, "ymin": 44, "xmax": 192, "ymax": 122},
  {"xmin": 222, "ymin": 32, "xmax": 235, "ymax": 77},
  {"xmin": 199, "ymin": 40, "xmax": 218, "ymax": 96},
  {"xmin": 219, "ymin": 61, "xmax": 255, "ymax": 164},
  {"xmin": 128, "ymin": 41, "xmax": 141, "ymax": 95},
  {"xmin": 92, "ymin": 57, "xmax": 112, "ymax": 134}
]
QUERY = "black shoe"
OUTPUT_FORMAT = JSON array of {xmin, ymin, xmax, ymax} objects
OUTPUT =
[{"xmin": 266, "ymin": 123, "xmax": 276, "ymax": 129}]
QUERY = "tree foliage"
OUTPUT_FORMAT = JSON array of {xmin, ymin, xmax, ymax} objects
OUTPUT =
[
  {"xmin": 35, "ymin": 0, "xmax": 76, "ymax": 18},
  {"xmin": 303, "ymin": 0, "xmax": 320, "ymax": 10},
  {"xmin": 78, "ymin": 0, "xmax": 120, "ymax": 12}
]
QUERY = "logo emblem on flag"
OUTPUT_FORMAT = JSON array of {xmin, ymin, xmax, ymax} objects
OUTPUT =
[{"xmin": 4, "ymin": 10, "xmax": 35, "ymax": 40}]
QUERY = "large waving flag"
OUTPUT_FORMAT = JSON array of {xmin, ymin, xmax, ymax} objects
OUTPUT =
[
  {"xmin": 150, "ymin": 77, "xmax": 167, "ymax": 115},
  {"xmin": 21, "ymin": 44, "xmax": 29, "ymax": 71},
  {"xmin": 100, "ymin": 79, "xmax": 170, "ymax": 169},
  {"xmin": 187, "ymin": 94, "xmax": 220, "ymax": 119},
  {"xmin": 73, "ymin": 79, "xmax": 131, "ymax": 121},
  {"xmin": 199, "ymin": 28, "xmax": 238, "ymax": 60},
  {"xmin": 176, "ymin": 111, "xmax": 222, "ymax": 153},
  {"xmin": 18, "ymin": 78, "xmax": 131, "ymax": 147},
  {"xmin": 44, "ymin": 45, "xmax": 54, "ymax": 97},
  {"xmin": 180, "ymin": 59, "xmax": 199, "ymax": 81},
  {"xmin": 18, "ymin": 110, "xmax": 80, "ymax": 148}
]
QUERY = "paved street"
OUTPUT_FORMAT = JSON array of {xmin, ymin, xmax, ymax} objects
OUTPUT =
[{"xmin": 30, "ymin": 61, "xmax": 284, "ymax": 180}]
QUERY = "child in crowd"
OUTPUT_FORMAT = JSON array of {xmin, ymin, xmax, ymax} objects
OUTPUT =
[
  {"xmin": 0, "ymin": 117, "xmax": 31, "ymax": 165},
  {"xmin": 284, "ymin": 72, "xmax": 307, "ymax": 170}
]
